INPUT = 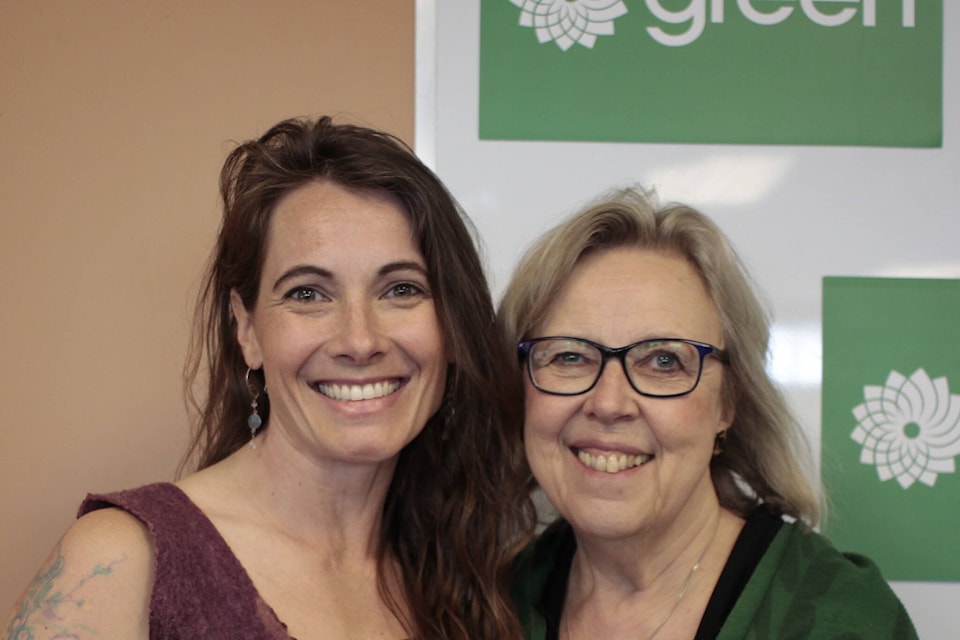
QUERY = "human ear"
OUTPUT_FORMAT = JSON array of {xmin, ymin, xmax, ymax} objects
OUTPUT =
[
  {"xmin": 718, "ymin": 379, "xmax": 736, "ymax": 433},
  {"xmin": 230, "ymin": 289, "xmax": 263, "ymax": 369}
]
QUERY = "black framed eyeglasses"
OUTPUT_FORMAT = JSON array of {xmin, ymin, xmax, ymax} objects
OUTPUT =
[{"xmin": 517, "ymin": 336, "xmax": 728, "ymax": 398}]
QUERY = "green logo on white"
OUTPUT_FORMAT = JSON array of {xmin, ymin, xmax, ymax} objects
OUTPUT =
[
  {"xmin": 509, "ymin": 0, "xmax": 629, "ymax": 50},
  {"xmin": 851, "ymin": 369, "xmax": 960, "ymax": 489}
]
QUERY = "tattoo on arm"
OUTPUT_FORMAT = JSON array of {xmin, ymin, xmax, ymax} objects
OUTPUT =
[{"xmin": 5, "ymin": 544, "xmax": 127, "ymax": 639}]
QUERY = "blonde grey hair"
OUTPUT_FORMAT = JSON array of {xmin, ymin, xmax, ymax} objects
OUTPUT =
[{"xmin": 498, "ymin": 186, "xmax": 821, "ymax": 526}]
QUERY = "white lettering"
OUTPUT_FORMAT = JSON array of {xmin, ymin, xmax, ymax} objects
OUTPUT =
[
  {"xmin": 643, "ymin": 0, "xmax": 916, "ymax": 48},
  {"xmin": 863, "ymin": 0, "xmax": 876, "ymax": 26},
  {"xmin": 711, "ymin": 0, "xmax": 725, "ymax": 23},
  {"xmin": 801, "ymin": 0, "xmax": 858, "ymax": 27},
  {"xmin": 738, "ymin": 0, "xmax": 793, "ymax": 26},
  {"xmin": 903, "ymin": 0, "xmax": 915, "ymax": 28},
  {"xmin": 646, "ymin": 0, "xmax": 706, "ymax": 47}
]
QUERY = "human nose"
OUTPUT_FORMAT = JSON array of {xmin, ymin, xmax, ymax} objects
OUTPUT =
[
  {"xmin": 582, "ymin": 356, "xmax": 640, "ymax": 423},
  {"xmin": 331, "ymin": 300, "xmax": 385, "ymax": 363}
]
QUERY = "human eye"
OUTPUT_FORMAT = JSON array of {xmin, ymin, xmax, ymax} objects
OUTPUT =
[
  {"xmin": 384, "ymin": 282, "xmax": 426, "ymax": 299},
  {"xmin": 631, "ymin": 341, "xmax": 691, "ymax": 376},
  {"xmin": 555, "ymin": 349, "xmax": 595, "ymax": 367},
  {"xmin": 533, "ymin": 340, "xmax": 597, "ymax": 370},
  {"xmin": 283, "ymin": 285, "xmax": 327, "ymax": 303}
]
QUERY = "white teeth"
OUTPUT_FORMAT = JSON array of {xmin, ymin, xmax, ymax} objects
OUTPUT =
[
  {"xmin": 317, "ymin": 380, "xmax": 400, "ymax": 401},
  {"xmin": 577, "ymin": 449, "xmax": 651, "ymax": 474}
]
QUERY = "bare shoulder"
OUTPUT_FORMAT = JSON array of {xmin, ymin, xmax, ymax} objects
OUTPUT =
[{"xmin": 2, "ymin": 508, "xmax": 153, "ymax": 640}]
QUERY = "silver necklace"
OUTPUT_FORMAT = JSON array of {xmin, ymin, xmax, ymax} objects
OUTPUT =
[{"xmin": 564, "ymin": 531, "xmax": 715, "ymax": 640}]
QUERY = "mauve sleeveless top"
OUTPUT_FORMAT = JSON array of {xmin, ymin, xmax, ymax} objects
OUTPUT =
[{"xmin": 79, "ymin": 482, "xmax": 294, "ymax": 640}]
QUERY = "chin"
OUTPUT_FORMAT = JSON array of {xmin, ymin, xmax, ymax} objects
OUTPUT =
[
  {"xmin": 563, "ymin": 506, "xmax": 652, "ymax": 541},
  {"xmin": 573, "ymin": 521, "xmax": 644, "ymax": 542}
]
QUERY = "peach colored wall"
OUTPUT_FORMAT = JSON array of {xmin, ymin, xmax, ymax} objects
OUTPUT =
[{"xmin": 0, "ymin": 0, "xmax": 414, "ymax": 613}]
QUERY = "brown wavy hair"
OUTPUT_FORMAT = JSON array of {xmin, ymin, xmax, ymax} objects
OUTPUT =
[
  {"xmin": 182, "ymin": 116, "xmax": 535, "ymax": 638},
  {"xmin": 498, "ymin": 186, "xmax": 821, "ymax": 527}
]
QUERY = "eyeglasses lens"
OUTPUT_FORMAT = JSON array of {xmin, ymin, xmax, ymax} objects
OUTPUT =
[{"xmin": 528, "ymin": 338, "xmax": 705, "ymax": 396}]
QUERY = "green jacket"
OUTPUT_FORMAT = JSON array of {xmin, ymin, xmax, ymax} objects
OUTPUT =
[{"xmin": 512, "ymin": 520, "xmax": 917, "ymax": 639}]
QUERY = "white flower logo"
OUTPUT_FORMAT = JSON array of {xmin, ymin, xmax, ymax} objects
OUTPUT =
[
  {"xmin": 851, "ymin": 369, "xmax": 960, "ymax": 489},
  {"xmin": 510, "ymin": 0, "xmax": 629, "ymax": 51}
]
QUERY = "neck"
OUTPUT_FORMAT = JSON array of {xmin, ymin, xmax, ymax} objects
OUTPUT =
[
  {"xmin": 566, "ymin": 531, "xmax": 714, "ymax": 640},
  {"xmin": 563, "ymin": 502, "xmax": 735, "ymax": 640},
  {"xmin": 571, "ymin": 496, "xmax": 724, "ymax": 594},
  {"xmin": 188, "ymin": 429, "xmax": 399, "ymax": 557}
]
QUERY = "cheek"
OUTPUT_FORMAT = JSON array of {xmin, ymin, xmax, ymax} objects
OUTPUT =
[
  {"xmin": 258, "ymin": 323, "xmax": 318, "ymax": 369},
  {"xmin": 697, "ymin": 379, "xmax": 731, "ymax": 431},
  {"xmin": 657, "ymin": 391, "xmax": 727, "ymax": 446},
  {"xmin": 424, "ymin": 333, "xmax": 448, "ymax": 371},
  {"xmin": 398, "ymin": 309, "xmax": 446, "ymax": 361},
  {"xmin": 397, "ymin": 320, "xmax": 448, "ymax": 404},
  {"xmin": 523, "ymin": 384, "xmax": 573, "ymax": 443},
  {"xmin": 522, "ymin": 404, "xmax": 555, "ymax": 476},
  {"xmin": 522, "ymin": 380, "xmax": 546, "ymax": 438}
]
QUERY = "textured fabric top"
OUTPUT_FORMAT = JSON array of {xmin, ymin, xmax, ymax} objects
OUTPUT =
[{"xmin": 80, "ymin": 482, "xmax": 293, "ymax": 640}]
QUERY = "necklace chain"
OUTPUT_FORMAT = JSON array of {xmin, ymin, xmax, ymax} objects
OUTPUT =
[{"xmin": 564, "ymin": 527, "xmax": 716, "ymax": 640}]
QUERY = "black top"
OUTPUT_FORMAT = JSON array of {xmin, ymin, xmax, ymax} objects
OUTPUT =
[{"xmin": 536, "ymin": 507, "xmax": 784, "ymax": 640}]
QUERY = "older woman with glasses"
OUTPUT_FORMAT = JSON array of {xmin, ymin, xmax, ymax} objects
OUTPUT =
[{"xmin": 500, "ymin": 187, "xmax": 916, "ymax": 639}]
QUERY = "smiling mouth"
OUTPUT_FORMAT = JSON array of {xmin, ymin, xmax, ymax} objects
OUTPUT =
[
  {"xmin": 573, "ymin": 448, "xmax": 653, "ymax": 474},
  {"xmin": 315, "ymin": 380, "xmax": 402, "ymax": 401}
]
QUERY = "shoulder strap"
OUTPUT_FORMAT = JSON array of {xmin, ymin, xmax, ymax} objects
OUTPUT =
[{"xmin": 80, "ymin": 483, "xmax": 291, "ymax": 640}]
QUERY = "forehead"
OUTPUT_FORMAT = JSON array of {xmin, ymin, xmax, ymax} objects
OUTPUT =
[
  {"xmin": 539, "ymin": 247, "xmax": 722, "ymax": 345},
  {"xmin": 264, "ymin": 180, "xmax": 420, "ymax": 264}
]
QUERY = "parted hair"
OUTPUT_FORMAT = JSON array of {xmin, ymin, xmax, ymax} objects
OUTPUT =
[
  {"xmin": 183, "ymin": 116, "xmax": 535, "ymax": 638},
  {"xmin": 498, "ymin": 186, "xmax": 820, "ymax": 527}
]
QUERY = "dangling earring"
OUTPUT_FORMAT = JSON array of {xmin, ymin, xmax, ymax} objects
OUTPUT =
[
  {"xmin": 713, "ymin": 430, "xmax": 727, "ymax": 456},
  {"xmin": 246, "ymin": 367, "xmax": 262, "ymax": 449}
]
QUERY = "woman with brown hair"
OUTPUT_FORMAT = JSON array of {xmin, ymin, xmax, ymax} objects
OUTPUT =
[{"xmin": 5, "ymin": 116, "xmax": 534, "ymax": 639}]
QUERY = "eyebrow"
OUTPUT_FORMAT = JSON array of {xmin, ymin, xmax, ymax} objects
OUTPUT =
[{"xmin": 271, "ymin": 261, "xmax": 428, "ymax": 293}]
